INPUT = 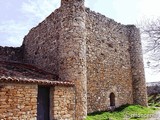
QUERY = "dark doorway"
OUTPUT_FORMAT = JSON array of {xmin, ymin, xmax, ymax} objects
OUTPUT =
[
  {"xmin": 37, "ymin": 86, "xmax": 50, "ymax": 120},
  {"xmin": 110, "ymin": 92, "xmax": 115, "ymax": 106}
]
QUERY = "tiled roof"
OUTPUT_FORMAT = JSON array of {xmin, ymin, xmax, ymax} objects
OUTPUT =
[
  {"xmin": 0, "ymin": 76, "xmax": 74, "ymax": 86},
  {"xmin": 0, "ymin": 61, "xmax": 58, "ymax": 80},
  {"xmin": 0, "ymin": 61, "xmax": 74, "ymax": 86}
]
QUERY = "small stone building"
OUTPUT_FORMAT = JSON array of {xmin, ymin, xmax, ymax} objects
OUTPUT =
[
  {"xmin": 0, "ymin": 0, "xmax": 148, "ymax": 120},
  {"xmin": 0, "ymin": 61, "xmax": 75, "ymax": 120}
]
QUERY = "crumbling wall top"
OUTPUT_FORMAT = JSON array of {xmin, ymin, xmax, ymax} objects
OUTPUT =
[{"xmin": 0, "ymin": 46, "xmax": 23, "ymax": 62}]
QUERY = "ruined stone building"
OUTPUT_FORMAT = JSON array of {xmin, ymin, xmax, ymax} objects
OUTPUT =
[{"xmin": 0, "ymin": 0, "xmax": 148, "ymax": 120}]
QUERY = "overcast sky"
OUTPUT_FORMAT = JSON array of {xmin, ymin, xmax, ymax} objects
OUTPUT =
[{"xmin": 0, "ymin": 0, "xmax": 160, "ymax": 82}]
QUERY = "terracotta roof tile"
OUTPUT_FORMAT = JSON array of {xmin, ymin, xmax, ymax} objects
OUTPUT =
[
  {"xmin": 0, "ymin": 61, "xmax": 74, "ymax": 86},
  {"xmin": 0, "ymin": 61, "xmax": 58, "ymax": 80},
  {"xmin": 0, "ymin": 76, "xmax": 74, "ymax": 86}
]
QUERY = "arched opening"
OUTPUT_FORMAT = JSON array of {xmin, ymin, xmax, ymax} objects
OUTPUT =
[{"xmin": 110, "ymin": 92, "xmax": 115, "ymax": 106}]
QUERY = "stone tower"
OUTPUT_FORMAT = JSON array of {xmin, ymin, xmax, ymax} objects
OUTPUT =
[
  {"xmin": 127, "ymin": 25, "xmax": 148, "ymax": 106},
  {"xmin": 58, "ymin": 0, "xmax": 87, "ymax": 119},
  {"xmin": 11, "ymin": 0, "xmax": 148, "ymax": 119}
]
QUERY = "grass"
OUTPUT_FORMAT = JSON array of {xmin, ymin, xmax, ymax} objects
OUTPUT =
[
  {"xmin": 148, "ymin": 93, "xmax": 160, "ymax": 107},
  {"xmin": 86, "ymin": 104, "xmax": 158, "ymax": 120}
]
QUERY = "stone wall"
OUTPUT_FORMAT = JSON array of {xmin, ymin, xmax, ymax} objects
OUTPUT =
[
  {"xmin": 57, "ymin": 0, "xmax": 87, "ymax": 119},
  {"xmin": 16, "ymin": 0, "xmax": 147, "ymax": 116},
  {"xmin": 127, "ymin": 25, "xmax": 148, "ymax": 106},
  {"xmin": 147, "ymin": 85, "xmax": 160, "ymax": 95},
  {"xmin": 0, "ymin": 46, "xmax": 23, "ymax": 62},
  {"xmin": 23, "ymin": 8, "xmax": 61, "ymax": 75},
  {"xmin": 51, "ymin": 86, "xmax": 75, "ymax": 120},
  {"xmin": 85, "ymin": 8, "xmax": 134, "ymax": 113},
  {"xmin": 147, "ymin": 82, "xmax": 160, "ymax": 95},
  {"xmin": 0, "ymin": 83, "xmax": 37, "ymax": 120}
]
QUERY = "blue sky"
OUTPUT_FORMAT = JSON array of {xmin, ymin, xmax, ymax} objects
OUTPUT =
[{"xmin": 0, "ymin": 0, "xmax": 160, "ymax": 82}]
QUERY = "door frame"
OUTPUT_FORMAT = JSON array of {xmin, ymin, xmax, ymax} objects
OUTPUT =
[{"xmin": 37, "ymin": 86, "xmax": 50, "ymax": 120}]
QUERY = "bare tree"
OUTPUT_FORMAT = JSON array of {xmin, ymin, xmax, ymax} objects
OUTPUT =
[{"xmin": 140, "ymin": 18, "xmax": 160, "ymax": 71}]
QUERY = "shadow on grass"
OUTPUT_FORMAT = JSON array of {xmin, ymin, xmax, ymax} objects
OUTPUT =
[{"xmin": 87, "ymin": 104, "xmax": 131, "ymax": 116}]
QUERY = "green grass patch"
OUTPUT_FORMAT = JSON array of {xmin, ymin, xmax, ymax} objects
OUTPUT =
[{"xmin": 86, "ymin": 104, "xmax": 158, "ymax": 120}]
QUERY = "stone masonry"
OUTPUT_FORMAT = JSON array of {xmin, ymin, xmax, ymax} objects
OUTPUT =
[
  {"xmin": 0, "ymin": 46, "xmax": 23, "ymax": 62},
  {"xmin": 85, "ymin": 8, "xmax": 134, "ymax": 113},
  {"xmin": 0, "ymin": 76, "xmax": 75, "ymax": 120},
  {"xmin": 58, "ymin": 0, "xmax": 87, "ymax": 119},
  {"xmin": 51, "ymin": 86, "xmax": 75, "ymax": 120},
  {"xmin": 0, "ymin": 0, "xmax": 148, "ymax": 119},
  {"xmin": 147, "ymin": 82, "xmax": 160, "ymax": 95},
  {"xmin": 127, "ymin": 26, "xmax": 148, "ymax": 106},
  {"xmin": 0, "ymin": 84, "xmax": 37, "ymax": 120}
]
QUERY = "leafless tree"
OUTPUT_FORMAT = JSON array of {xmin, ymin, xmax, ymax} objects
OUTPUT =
[{"xmin": 140, "ymin": 18, "xmax": 160, "ymax": 72}]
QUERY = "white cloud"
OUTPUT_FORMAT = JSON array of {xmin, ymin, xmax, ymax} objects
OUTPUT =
[
  {"xmin": 0, "ymin": 20, "xmax": 29, "ymax": 47},
  {"xmin": 21, "ymin": 0, "xmax": 60, "ymax": 21},
  {"xmin": 0, "ymin": 0, "xmax": 60, "ymax": 47},
  {"xmin": 0, "ymin": 20, "xmax": 28, "ymax": 34},
  {"xmin": 138, "ymin": 0, "xmax": 160, "ymax": 19},
  {"xmin": 85, "ymin": 0, "xmax": 98, "ymax": 9},
  {"xmin": 3, "ymin": 36, "xmax": 23, "ymax": 47},
  {"xmin": 112, "ymin": 0, "xmax": 140, "ymax": 24},
  {"xmin": 145, "ymin": 68, "xmax": 160, "ymax": 82}
]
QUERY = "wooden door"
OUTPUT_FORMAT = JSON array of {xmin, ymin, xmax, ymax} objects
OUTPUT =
[{"xmin": 37, "ymin": 86, "xmax": 50, "ymax": 120}]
